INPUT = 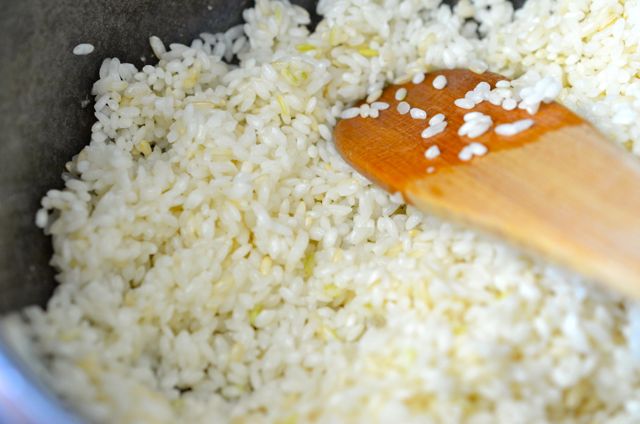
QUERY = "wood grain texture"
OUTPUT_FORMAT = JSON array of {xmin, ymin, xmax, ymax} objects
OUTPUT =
[{"xmin": 335, "ymin": 69, "xmax": 640, "ymax": 297}]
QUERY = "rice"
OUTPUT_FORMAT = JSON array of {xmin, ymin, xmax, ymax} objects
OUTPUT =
[
  {"xmin": 409, "ymin": 107, "xmax": 427, "ymax": 120},
  {"xmin": 424, "ymin": 145, "xmax": 441, "ymax": 160},
  {"xmin": 459, "ymin": 142, "xmax": 489, "ymax": 161},
  {"xmin": 495, "ymin": 119, "xmax": 535, "ymax": 136},
  {"xmin": 397, "ymin": 101, "xmax": 410, "ymax": 115},
  {"xmin": 3, "ymin": 0, "xmax": 640, "ymax": 423},
  {"xmin": 502, "ymin": 97, "xmax": 517, "ymax": 111},
  {"xmin": 371, "ymin": 101, "xmax": 390, "ymax": 111},
  {"xmin": 421, "ymin": 113, "xmax": 448, "ymax": 139},
  {"xmin": 454, "ymin": 98, "xmax": 476, "ymax": 109},
  {"xmin": 412, "ymin": 72, "xmax": 426, "ymax": 85},
  {"xmin": 429, "ymin": 113, "xmax": 445, "ymax": 126},
  {"xmin": 394, "ymin": 87, "xmax": 407, "ymax": 101},
  {"xmin": 421, "ymin": 121, "xmax": 447, "ymax": 139},
  {"xmin": 340, "ymin": 107, "xmax": 360, "ymax": 119},
  {"xmin": 72, "ymin": 43, "xmax": 95, "ymax": 56},
  {"xmin": 459, "ymin": 112, "xmax": 493, "ymax": 138},
  {"xmin": 432, "ymin": 75, "xmax": 447, "ymax": 90}
]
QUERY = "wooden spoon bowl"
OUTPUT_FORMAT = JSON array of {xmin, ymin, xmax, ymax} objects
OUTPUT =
[{"xmin": 335, "ymin": 69, "xmax": 640, "ymax": 297}]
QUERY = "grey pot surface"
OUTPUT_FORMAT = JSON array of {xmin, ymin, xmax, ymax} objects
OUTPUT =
[{"xmin": 0, "ymin": 0, "xmax": 521, "ymax": 422}]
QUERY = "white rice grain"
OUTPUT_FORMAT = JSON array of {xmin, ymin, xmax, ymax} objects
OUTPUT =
[
  {"xmin": 433, "ymin": 75, "xmax": 447, "ymax": 89},
  {"xmin": 496, "ymin": 119, "xmax": 535, "ymax": 136},
  {"xmin": 72, "ymin": 43, "xmax": 94, "ymax": 56},
  {"xmin": 340, "ymin": 107, "xmax": 361, "ymax": 119},
  {"xmin": 397, "ymin": 101, "xmax": 410, "ymax": 115},
  {"xmin": 149, "ymin": 35, "xmax": 166, "ymax": 58},
  {"xmin": 454, "ymin": 98, "xmax": 475, "ymax": 109},
  {"xmin": 421, "ymin": 121, "xmax": 447, "ymax": 139},
  {"xmin": 425, "ymin": 145, "xmax": 441, "ymax": 159},
  {"xmin": 429, "ymin": 113, "xmax": 445, "ymax": 126},
  {"xmin": 395, "ymin": 88, "xmax": 407, "ymax": 101},
  {"xmin": 371, "ymin": 102, "xmax": 390, "ymax": 111},
  {"xmin": 410, "ymin": 107, "xmax": 427, "ymax": 120}
]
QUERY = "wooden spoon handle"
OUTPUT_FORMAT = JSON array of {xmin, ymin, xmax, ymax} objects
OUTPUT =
[{"xmin": 406, "ymin": 123, "xmax": 640, "ymax": 297}]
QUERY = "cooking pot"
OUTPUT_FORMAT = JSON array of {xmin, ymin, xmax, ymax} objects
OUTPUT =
[{"xmin": 0, "ymin": 0, "xmax": 524, "ymax": 421}]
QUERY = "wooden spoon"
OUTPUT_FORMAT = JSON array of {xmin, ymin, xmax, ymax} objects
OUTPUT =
[{"xmin": 334, "ymin": 69, "xmax": 640, "ymax": 297}]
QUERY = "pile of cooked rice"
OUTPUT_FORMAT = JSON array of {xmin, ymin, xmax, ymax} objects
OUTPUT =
[{"xmin": 4, "ymin": 0, "xmax": 640, "ymax": 422}]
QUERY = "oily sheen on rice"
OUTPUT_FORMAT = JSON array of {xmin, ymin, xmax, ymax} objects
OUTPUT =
[{"xmin": 3, "ymin": 0, "xmax": 640, "ymax": 423}]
